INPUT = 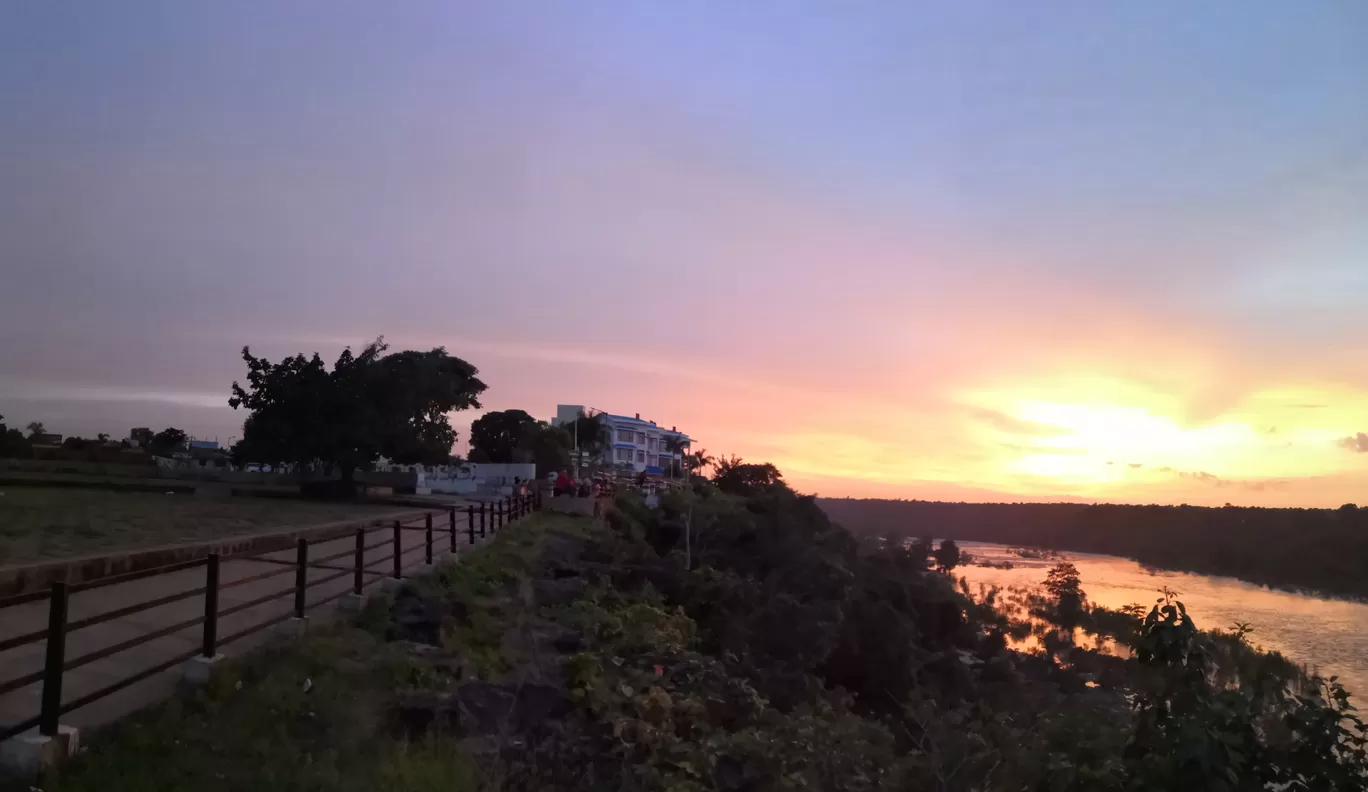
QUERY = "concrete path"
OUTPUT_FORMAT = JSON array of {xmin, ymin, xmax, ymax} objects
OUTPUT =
[{"xmin": 0, "ymin": 499, "xmax": 507, "ymax": 739}]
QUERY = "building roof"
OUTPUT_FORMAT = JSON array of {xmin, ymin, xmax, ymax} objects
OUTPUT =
[{"xmin": 600, "ymin": 413, "xmax": 692, "ymax": 442}]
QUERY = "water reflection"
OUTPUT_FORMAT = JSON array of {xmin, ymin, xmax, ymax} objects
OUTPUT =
[{"xmin": 958, "ymin": 542, "xmax": 1368, "ymax": 701}]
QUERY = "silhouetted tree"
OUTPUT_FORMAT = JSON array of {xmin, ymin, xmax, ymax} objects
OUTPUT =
[
  {"xmin": 469, "ymin": 410, "xmax": 539, "ymax": 464},
  {"xmin": 1044, "ymin": 561, "xmax": 1085, "ymax": 627},
  {"xmin": 229, "ymin": 338, "xmax": 485, "ymax": 485},
  {"xmin": 933, "ymin": 538, "xmax": 960, "ymax": 573},
  {"xmin": 128, "ymin": 427, "xmax": 155, "ymax": 449},
  {"xmin": 712, "ymin": 455, "xmax": 785, "ymax": 496},
  {"xmin": 0, "ymin": 414, "xmax": 32, "ymax": 458},
  {"xmin": 685, "ymin": 448, "xmax": 715, "ymax": 478},
  {"xmin": 149, "ymin": 427, "xmax": 189, "ymax": 457},
  {"xmin": 25, "ymin": 421, "xmax": 45, "ymax": 440}
]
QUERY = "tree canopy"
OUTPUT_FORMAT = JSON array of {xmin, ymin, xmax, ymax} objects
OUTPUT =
[
  {"xmin": 468, "ymin": 409, "xmax": 572, "ymax": 475},
  {"xmin": 712, "ymin": 455, "xmax": 785, "ymax": 496},
  {"xmin": 150, "ymin": 427, "xmax": 188, "ymax": 456},
  {"xmin": 228, "ymin": 338, "xmax": 485, "ymax": 480},
  {"xmin": 468, "ymin": 409, "xmax": 538, "ymax": 464},
  {"xmin": 128, "ymin": 427, "xmax": 155, "ymax": 450},
  {"xmin": 932, "ymin": 538, "xmax": 961, "ymax": 573},
  {"xmin": 0, "ymin": 413, "xmax": 32, "ymax": 458}
]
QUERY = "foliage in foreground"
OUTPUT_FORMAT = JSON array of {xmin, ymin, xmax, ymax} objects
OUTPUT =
[
  {"xmin": 30, "ymin": 630, "xmax": 480, "ymax": 792},
  {"xmin": 33, "ymin": 484, "xmax": 1368, "ymax": 792}
]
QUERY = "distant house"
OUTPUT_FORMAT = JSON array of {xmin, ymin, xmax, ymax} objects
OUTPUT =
[{"xmin": 553, "ymin": 404, "xmax": 691, "ymax": 475}]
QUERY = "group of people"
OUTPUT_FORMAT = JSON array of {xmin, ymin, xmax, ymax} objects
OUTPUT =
[{"xmin": 551, "ymin": 469, "xmax": 601, "ymax": 498}]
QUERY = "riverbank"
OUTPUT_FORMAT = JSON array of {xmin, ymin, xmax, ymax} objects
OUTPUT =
[
  {"xmin": 820, "ymin": 497, "xmax": 1368, "ymax": 602},
  {"xmin": 22, "ymin": 484, "xmax": 1368, "ymax": 790}
]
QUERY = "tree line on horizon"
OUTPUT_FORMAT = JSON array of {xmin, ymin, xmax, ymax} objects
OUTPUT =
[
  {"xmin": 0, "ymin": 415, "xmax": 194, "ymax": 460},
  {"xmin": 818, "ymin": 496, "xmax": 1368, "ymax": 600}
]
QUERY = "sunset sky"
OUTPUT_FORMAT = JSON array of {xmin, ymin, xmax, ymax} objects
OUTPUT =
[{"xmin": 3, "ymin": 2, "xmax": 1366, "ymax": 507}]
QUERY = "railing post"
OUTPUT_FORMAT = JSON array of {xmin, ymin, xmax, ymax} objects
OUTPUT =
[
  {"xmin": 480, "ymin": 502, "xmax": 487, "ymax": 538},
  {"xmin": 39, "ymin": 581, "xmax": 69, "ymax": 737},
  {"xmin": 392, "ymin": 520, "xmax": 402, "ymax": 579},
  {"xmin": 424, "ymin": 513, "xmax": 433, "ymax": 566},
  {"xmin": 294, "ymin": 539, "xmax": 308, "ymax": 618},
  {"xmin": 353, "ymin": 528, "xmax": 364, "ymax": 595},
  {"xmin": 495, "ymin": 499, "xmax": 502, "ymax": 531},
  {"xmin": 202, "ymin": 554, "xmax": 220, "ymax": 658},
  {"xmin": 448, "ymin": 507, "xmax": 457, "ymax": 554},
  {"xmin": 467, "ymin": 505, "xmax": 475, "ymax": 545}
]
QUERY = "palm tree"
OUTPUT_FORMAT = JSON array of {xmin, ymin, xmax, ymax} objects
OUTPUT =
[
  {"xmin": 663, "ymin": 434, "xmax": 689, "ymax": 479},
  {"xmin": 570, "ymin": 410, "xmax": 608, "ymax": 476},
  {"xmin": 25, "ymin": 421, "xmax": 45, "ymax": 440},
  {"xmin": 685, "ymin": 448, "xmax": 715, "ymax": 478}
]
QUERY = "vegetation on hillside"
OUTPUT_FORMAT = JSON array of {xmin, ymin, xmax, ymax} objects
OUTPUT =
[
  {"xmin": 819, "ymin": 497, "xmax": 1368, "ymax": 600},
  {"xmin": 33, "ymin": 474, "xmax": 1368, "ymax": 791}
]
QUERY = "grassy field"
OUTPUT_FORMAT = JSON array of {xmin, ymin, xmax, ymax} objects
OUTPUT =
[
  {"xmin": 2, "ymin": 514, "xmax": 567, "ymax": 792},
  {"xmin": 22, "ymin": 626, "xmax": 482, "ymax": 792},
  {"xmin": 0, "ymin": 487, "xmax": 408, "ymax": 565}
]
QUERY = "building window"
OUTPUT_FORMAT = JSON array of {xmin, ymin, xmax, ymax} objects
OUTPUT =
[
  {"xmin": 615, "ymin": 448, "xmax": 632, "ymax": 462},
  {"xmin": 636, "ymin": 450, "xmax": 645, "ymax": 463},
  {"xmin": 646, "ymin": 437, "xmax": 656, "ymax": 451},
  {"xmin": 637, "ymin": 432, "xmax": 646, "ymax": 444},
  {"xmin": 617, "ymin": 429, "xmax": 634, "ymax": 443}
]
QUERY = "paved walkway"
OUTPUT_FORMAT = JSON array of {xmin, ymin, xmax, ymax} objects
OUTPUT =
[{"xmin": 0, "ymin": 498, "xmax": 506, "ymax": 737}]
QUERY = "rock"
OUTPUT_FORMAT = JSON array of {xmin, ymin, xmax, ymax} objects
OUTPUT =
[
  {"xmin": 391, "ymin": 690, "xmax": 460, "ymax": 739},
  {"xmin": 387, "ymin": 586, "xmax": 451, "ymax": 646},
  {"xmin": 532, "ymin": 577, "xmax": 587, "ymax": 606},
  {"xmin": 455, "ymin": 682, "xmax": 517, "ymax": 734},
  {"xmin": 513, "ymin": 682, "xmax": 568, "ymax": 727},
  {"xmin": 454, "ymin": 681, "xmax": 569, "ymax": 736},
  {"xmin": 539, "ymin": 530, "xmax": 588, "ymax": 577},
  {"xmin": 552, "ymin": 632, "xmax": 583, "ymax": 653}
]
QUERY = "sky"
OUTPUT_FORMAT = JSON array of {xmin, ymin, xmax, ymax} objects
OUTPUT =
[{"xmin": 2, "ymin": 1, "xmax": 1366, "ymax": 507}]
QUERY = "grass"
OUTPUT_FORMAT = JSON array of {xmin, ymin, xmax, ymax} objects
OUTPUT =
[
  {"xmin": 9, "ymin": 512, "xmax": 583, "ymax": 792},
  {"xmin": 19, "ymin": 627, "xmax": 482, "ymax": 792},
  {"xmin": 0, "ymin": 487, "xmax": 406, "ymax": 565}
]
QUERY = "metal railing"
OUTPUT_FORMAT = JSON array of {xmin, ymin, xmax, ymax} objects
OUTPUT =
[{"xmin": 0, "ymin": 491, "xmax": 541, "ymax": 742}]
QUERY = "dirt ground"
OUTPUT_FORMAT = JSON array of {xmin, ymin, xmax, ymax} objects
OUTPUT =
[{"xmin": 0, "ymin": 487, "xmax": 406, "ymax": 565}]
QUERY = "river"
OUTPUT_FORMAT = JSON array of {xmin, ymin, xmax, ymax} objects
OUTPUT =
[{"xmin": 956, "ymin": 541, "xmax": 1368, "ymax": 702}]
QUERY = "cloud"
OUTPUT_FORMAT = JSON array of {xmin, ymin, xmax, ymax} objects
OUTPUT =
[
  {"xmin": 1174, "ymin": 469, "xmax": 1291, "ymax": 493},
  {"xmin": 1128, "ymin": 462, "xmax": 1144, "ymax": 468},
  {"xmin": 964, "ymin": 407, "xmax": 1071, "ymax": 438},
  {"xmin": 1179, "ymin": 470, "xmax": 1222, "ymax": 484},
  {"xmin": 1339, "ymin": 433, "xmax": 1368, "ymax": 453}
]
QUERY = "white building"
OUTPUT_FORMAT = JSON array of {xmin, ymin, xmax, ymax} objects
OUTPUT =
[{"xmin": 553, "ymin": 404, "xmax": 692, "ymax": 475}]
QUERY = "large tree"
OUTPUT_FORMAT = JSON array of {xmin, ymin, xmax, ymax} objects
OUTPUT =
[
  {"xmin": 150, "ymin": 427, "xmax": 189, "ymax": 457},
  {"xmin": 128, "ymin": 427, "xmax": 155, "ymax": 449},
  {"xmin": 229, "ymin": 338, "xmax": 485, "ymax": 483},
  {"xmin": 468, "ymin": 409, "xmax": 538, "ymax": 464},
  {"xmin": 0, "ymin": 414, "xmax": 32, "ymax": 459},
  {"xmin": 712, "ymin": 455, "xmax": 785, "ymax": 496},
  {"xmin": 468, "ymin": 409, "xmax": 572, "ymax": 475}
]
